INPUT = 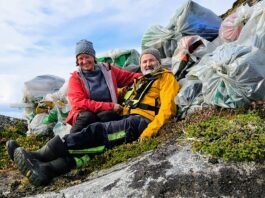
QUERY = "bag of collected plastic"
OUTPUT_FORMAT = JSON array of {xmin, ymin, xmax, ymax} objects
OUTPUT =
[
  {"xmin": 27, "ymin": 113, "xmax": 54, "ymax": 136},
  {"xmin": 237, "ymin": 1, "xmax": 265, "ymax": 50},
  {"xmin": 42, "ymin": 79, "xmax": 70, "ymax": 123},
  {"xmin": 53, "ymin": 122, "xmax": 72, "ymax": 138},
  {"xmin": 44, "ymin": 79, "xmax": 69, "ymax": 102},
  {"xmin": 175, "ymin": 78, "xmax": 205, "ymax": 118},
  {"xmin": 97, "ymin": 49, "xmax": 140, "ymax": 69},
  {"xmin": 52, "ymin": 101, "xmax": 71, "ymax": 137},
  {"xmin": 167, "ymin": 0, "xmax": 221, "ymax": 41},
  {"xmin": 141, "ymin": 25, "xmax": 178, "ymax": 58},
  {"xmin": 187, "ymin": 43, "xmax": 265, "ymax": 108},
  {"xmin": 44, "ymin": 100, "xmax": 69, "ymax": 121},
  {"xmin": 22, "ymin": 75, "xmax": 65, "ymax": 123},
  {"xmin": 219, "ymin": 4, "xmax": 252, "ymax": 43},
  {"xmin": 171, "ymin": 36, "xmax": 209, "ymax": 80}
]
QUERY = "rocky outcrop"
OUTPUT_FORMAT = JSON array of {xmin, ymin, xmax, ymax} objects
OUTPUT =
[
  {"xmin": 0, "ymin": 115, "xmax": 27, "ymax": 131},
  {"xmin": 28, "ymin": 140, "xmax": 265, "ymax": 198}
]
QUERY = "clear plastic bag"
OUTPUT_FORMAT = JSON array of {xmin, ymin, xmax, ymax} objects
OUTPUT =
[
  {"xmin": 27, "ymin": 113, "xmax": 54, "ymax": 136},
  {"xmin": 53, "ymin": 122, "xmax": 71, "ymax": 138},
  {"xmin": 219, "ymin": 4, "xmax": 252, "ymax": 42},
  {"xmin": 237, "ymin": 1, "xmax": 265, "ymax": 50},
  {"xmin": 167, "ymin": 0, "xmax": 221, "ymax": 41},
  {"xmin": 175, "ymin": 78, "xmax": 204, "ymax": 118},
  {"xmin": 171, "ymin": 35, "xmax": 208, "ymax": 80},
  {"xmin": 187, "ymin": 43, "xmax": 265, "ymax": 108}
]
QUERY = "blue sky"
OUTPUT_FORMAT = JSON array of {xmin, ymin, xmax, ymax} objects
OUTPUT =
[{"xmin": 0, "ymin": 0, "xmax": 235, "ymax": 118}]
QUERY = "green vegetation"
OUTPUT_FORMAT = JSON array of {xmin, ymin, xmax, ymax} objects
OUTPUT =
[
  {"xmin": 1, "ymin": 108, "xmax": 265, "ymax": 173},
  {"xmin": 0, "ymin": 121, "xmax": 161, "ymax": 171},
  {"xmin": 0, "ymin": 120, "xmax": 52, "ymax": 170},
  {"xmin": 1, "ymin": 107, "xmax": 265, "ymax": 197},
  {"xmin": 1, "ymin": 108, "xmax": 265, "ymax": 174},
  {"xmin": 82, "ymin": 138, "xmax": 160, "ymax": 173},
  {"xmin": 185, "ymin": 110, "xmax": 265, "ymax": 162}
]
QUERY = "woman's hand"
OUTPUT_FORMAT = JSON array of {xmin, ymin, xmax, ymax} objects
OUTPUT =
[{"xmin": 113, "ymin": 104, "xmax": 123, "ymax": 114}]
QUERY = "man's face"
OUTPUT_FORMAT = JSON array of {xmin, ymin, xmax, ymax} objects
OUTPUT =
[
  {"xmin": 77, "ymin": 54, "xmax": 95, "ymax": 71},
  {"xmin": 140, "ymin": 54, "xmax": 160, "ymax": 75}
]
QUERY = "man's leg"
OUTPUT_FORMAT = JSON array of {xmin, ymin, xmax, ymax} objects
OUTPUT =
[
  {"xmin": 63, "ymin": 115, "xmax": 150, "ymax": 155},
  {"xmin": 70, "ymin": 111, "xmax": 98, "ymax": 133}
]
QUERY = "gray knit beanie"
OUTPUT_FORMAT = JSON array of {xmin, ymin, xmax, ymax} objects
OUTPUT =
[
  {"xmin": 140, "ymin": 48, "xmax": 161, "ymax": 63},
  {"xmin": 75, "ymin": 39, "xmax": 96, "ymax": 58}
]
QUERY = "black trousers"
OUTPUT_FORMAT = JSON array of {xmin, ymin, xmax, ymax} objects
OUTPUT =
[
  {"xmin": 64, "ymin": 115, "xmax": 150, "ymax": 157},
  {"xmin": 70, "ymin": 110, "xmax": 121, "ymax": 133}
]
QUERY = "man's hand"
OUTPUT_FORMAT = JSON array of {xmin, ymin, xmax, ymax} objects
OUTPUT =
[
  {"xmin": 139, "ymin": 133, "xmax": 151, "ymax": 142},
  {"xmin": 113, "ymin": 104, "xmax": 123, "ymax": 114}
]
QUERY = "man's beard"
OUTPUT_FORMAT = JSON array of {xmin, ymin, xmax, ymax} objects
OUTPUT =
[{"xmin": 141, "ymin": 64, "xmax": 161, "ymax": 75}]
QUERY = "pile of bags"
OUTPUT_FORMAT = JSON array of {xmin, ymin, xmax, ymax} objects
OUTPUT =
[
  {"xmin": 174, "ymin": 1, "xmax": 265, "ymax": 117},
  {"xmin": 141, "ymin": 0, "xmax": 221, "ymax": 60},
  {"xmin": 21, "ymin": 75, "xmax": 71, "ymax": 137},
  {"xmin": 14, "ymin": 0, "xmax": 265, "ymax": 133}
]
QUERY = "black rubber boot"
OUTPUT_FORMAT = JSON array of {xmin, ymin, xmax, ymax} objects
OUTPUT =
[
  {"xmin": 6, "ymin": 136, "xmax": 68, "ymax": 162},
  {"xmin": 13, "ymin": 147, "xmax": 75, "ymax": 186},
  {"xmin": 6, "ymin": 140, "xmax": 20, "ymax": 161},
  {"xmin": 30, "ymin": 135, "xmax": 69, "ymax": 162}
]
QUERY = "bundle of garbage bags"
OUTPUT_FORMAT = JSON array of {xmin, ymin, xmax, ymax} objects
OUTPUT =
[
  {"xmin": 13, "ymin": 0, "xmax": 265, "ymax": 133},
  {"xmin": 20, "ymin": 75, "xmax": 71, "ymax": 137}
]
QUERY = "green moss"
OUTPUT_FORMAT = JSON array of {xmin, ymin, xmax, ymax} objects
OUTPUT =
[
  {"xmin": 0, "ymin": 125, "xmax": 160, "ymax": 172},
  {"xmin": 1, "ymin": 108, "xmax": 265, "ymax": 172},
  {"xmin": 185, "ymin": 111, "xmax": 265, "ymax": 162},
  {"xmin": 75, "ymin": 138, "xmax": 160, "ymax": 174},
  {"xmin": 0, "ymin": 126, "xmax": 52, "ymax": 170}
]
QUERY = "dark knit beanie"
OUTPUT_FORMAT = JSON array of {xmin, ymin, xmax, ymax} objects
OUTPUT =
[
  {"xmin": 140, "ymin": 48, "xmax": 161, "ymax": 63},
  {"xmin": 75, "ymin": 39, "xmax": 96, "ymax": 58}
]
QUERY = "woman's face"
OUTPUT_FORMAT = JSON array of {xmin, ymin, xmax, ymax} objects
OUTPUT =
[{"xmin": 77, "ymin": 54, "xmax": 95, "ymax": 71}]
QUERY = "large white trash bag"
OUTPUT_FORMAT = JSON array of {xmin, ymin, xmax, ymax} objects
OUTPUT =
[
  {"xmin": 167, "ymin": 0, "xmax": 221, "ymax": 41},
  {"xmin": 175, "ymin": 79, "xmax": 204, "ymax": 118},
  {"xmin": 141, "ymin": 25, "xmax": 178, "ymax": 58},
  {"xmin": 237, "ymin": 1, "xmax": 265, "ymax": 50},
  {"xmin": 171, "ymin": 35, "xmax": 209, "ymax": 80},
  {"xmin": 23, "ymin": 75, "xmax": 65, "ymax": 102},
  {"xmin": 22, "ymin": 75, "xmax": 65, "ymax": 122},
  {"xmin": 219, "ymin": 4, "xmax": 252, "ymax": 43},
  {"xmin": 187, "ymin": 43, "xmax": 265, "ymax": 108},
  {"xmin": 27, "ymin": 113, "xmax": 54, "ymax": 136}
]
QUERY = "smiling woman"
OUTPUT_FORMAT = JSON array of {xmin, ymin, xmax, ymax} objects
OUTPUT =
[{"xmin": 66, "ymin": 39, "xmax": 141, "ymax": 133}]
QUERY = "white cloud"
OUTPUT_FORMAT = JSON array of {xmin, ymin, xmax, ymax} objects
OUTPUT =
[
  {"xmin": 0, "ymin": 0, "xmax": 236, "ymax": 117},
  {"xmin": 0, "ymin": 74, "xmax": 22, "ymax": 103}
]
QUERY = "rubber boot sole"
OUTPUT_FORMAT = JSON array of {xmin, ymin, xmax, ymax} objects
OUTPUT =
[
  {"xmin": 6, "ymin": 140, "xmax": 20, "ymax": 161},
  {"xmin": 14, "ymin": 148, "xmax": 50, "ymax": 186}
]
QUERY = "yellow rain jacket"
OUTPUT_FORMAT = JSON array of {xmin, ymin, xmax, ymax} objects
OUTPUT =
[{"xmin": 123, "ymin": 68, "xmax": 179, "ymax": 140}]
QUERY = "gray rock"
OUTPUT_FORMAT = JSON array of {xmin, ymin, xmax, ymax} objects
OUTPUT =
[
  {"xmin": 27, "ymin": 143, "xmax": 265, "ymax": 198},
  {"xmin": 0, "ymin": 114, "xmax": 27, "ymax": 132}
]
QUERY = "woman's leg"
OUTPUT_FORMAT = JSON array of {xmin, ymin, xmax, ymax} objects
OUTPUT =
[
  {"xmin": 97, "ymin": 110, "xmax": 121, "ymax": 122},
  {"xmin": 70, "ymin": 111, "xmax": 98, "ymax": 133}
]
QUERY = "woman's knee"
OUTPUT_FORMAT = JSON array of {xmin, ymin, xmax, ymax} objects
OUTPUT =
[
  {"xmin": 97, "ymin": 110, "xmax": 121, "ymax": 122},
  {"xmin": 77, "ymin": 111, "xmax": 98, "ymax": 123}
]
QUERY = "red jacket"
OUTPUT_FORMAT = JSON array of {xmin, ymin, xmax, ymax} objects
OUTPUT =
[{"xmin": 66, "ymin": 63, "xmax": 141, "ymax": 125}]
